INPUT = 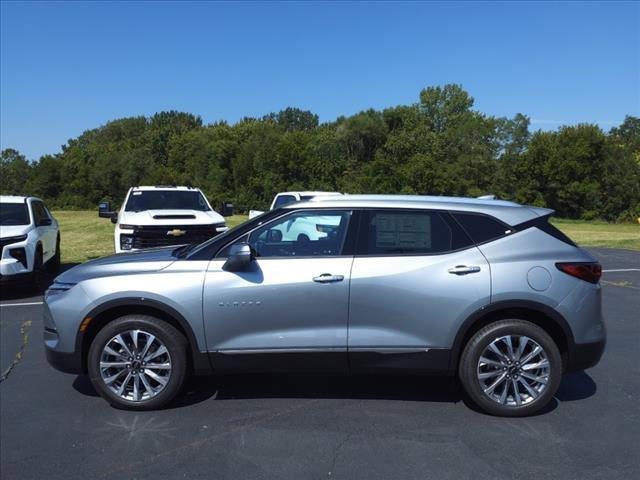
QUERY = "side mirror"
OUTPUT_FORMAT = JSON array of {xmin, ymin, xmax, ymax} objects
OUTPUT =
[
  {"xmin": 98, "ymin": 201, "xmax": 117, "ymax": 223},
  {"xmin": 220, "ymin": 202, "xmax": 234, "ymax": 217},
  {"xmin": 222, "ymin": 242, "xmax": 254, "ymax": 272},
  {"xmin": 38, "ymin": 218, "xmax": 53, "ymax": 227}
]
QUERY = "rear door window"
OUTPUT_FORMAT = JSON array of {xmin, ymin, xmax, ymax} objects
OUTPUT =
[{"xmin": 357, "ymin": 210, "xmax": 473, "ymax": 255}]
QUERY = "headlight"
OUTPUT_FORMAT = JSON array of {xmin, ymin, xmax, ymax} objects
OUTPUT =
[
  {"xmin": 1, "ymin": 234, "xmax": 28, "ymax": 246},
  {"xmin": 120, "ymin": 234, "xmax": 134, "ymax": 250},
  {"xmin": 45, "ymin": 282, "xmax": 76, "ymax": 299},
  {"xmin": 119, "ymin": 224, "xmax": 136, "ymax": 230}
]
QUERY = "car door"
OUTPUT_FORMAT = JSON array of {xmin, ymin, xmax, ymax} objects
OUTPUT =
[
  {"xmin": 31, "ymin": 200, "xmax": 56, "ymax": 262},
  {"xmin": 348, "ymin": 209, "xmax": 491, "ymax": 373},
  {"xmin": 202, "ymin": 209, "xmax": 355, "ymax": 372}
]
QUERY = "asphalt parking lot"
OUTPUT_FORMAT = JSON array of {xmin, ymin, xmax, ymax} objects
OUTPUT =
[{"xmin": 1, "ymin": 248, "xmax": 638, "ymax": 479}]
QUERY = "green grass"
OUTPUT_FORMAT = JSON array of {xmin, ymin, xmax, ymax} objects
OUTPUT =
[
  {"xmin": 52, "ymin": 211, "xmax": 249, "ymax": 264},
  {"xmin": 52, "ymin": 211, "xmax": 639, "ymax": 264},
  {"xmin": 550, "ymin": 218, "xmax": 640, "ymax": 251}
]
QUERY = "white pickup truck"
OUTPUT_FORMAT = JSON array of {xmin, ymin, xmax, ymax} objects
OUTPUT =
[
  {"xmin": 249, "ymin": 191, "xmax": 342, "ymax": 219},
  {"xmin": 99, "ymin": 186, "xmax": 230, "ymax": 253}
]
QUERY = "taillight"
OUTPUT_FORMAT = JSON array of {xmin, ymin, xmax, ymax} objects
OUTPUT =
[{"xmin": 555, "ymin": 262, "xmax": 602, "ymax": 284}]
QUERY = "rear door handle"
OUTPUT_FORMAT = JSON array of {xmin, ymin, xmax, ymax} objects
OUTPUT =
[
  {"xmin": 313, "ymin": 273, "xmax": 344, "ymax": 283},
  {"xmin": 448, "ymin": 265, "xmax": 481, "ymax": 275}
]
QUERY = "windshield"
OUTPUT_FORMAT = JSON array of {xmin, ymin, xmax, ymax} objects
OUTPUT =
[
  {"xmin": 0, "ymin": 203, "xmax": 30, "ymax": 226},
  {"xmin": 125, "ymin": 190, "xmax": 211, "ymax": 212}
]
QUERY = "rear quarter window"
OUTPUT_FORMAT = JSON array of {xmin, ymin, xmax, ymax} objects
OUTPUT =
[{"xmin": 451, "ymin": 212, "xmax": 512, "ymax": 245}]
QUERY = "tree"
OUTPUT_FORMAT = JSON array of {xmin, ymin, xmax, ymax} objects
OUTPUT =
[
  {"xmin": 2, "ymin": 85, "xmax": 637, "ymax": 221},
  {"xmin": 0, "ymin": 149, "xmax": 31, "ymax": 195},
  {"xmin": 264, "ymin": 107, "xmax": 319, "ymax": 132}
]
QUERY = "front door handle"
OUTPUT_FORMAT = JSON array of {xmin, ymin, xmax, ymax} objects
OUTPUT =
[
  {"xmin": 313, "ymin": 273, "xmax": 345, "ymax": 283},
  {"xmin": 448, "ymin": 265, "xmax": 481, "ymax": 275}
]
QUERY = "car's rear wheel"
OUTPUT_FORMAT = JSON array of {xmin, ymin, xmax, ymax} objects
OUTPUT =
[
  {"xmin": 458, "ymin": 319, "xmax": 562, "ymax": 417},
  {"xmin": 88, "ymin": 315, "xmax": 188, "ymax": 410}
]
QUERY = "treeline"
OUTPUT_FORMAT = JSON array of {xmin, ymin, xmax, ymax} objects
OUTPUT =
[{"xmin": 1, "ymin": 85, "xmax": 639, "ymax": 221}]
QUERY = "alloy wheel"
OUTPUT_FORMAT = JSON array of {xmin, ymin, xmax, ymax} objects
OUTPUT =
[
  {"xmin": 477, "ymin": 335, "xmax": 550, "ymax": 407},
  {"xmin": 99, "ymin": 329, "xmax": 172, "ymax": 402}
]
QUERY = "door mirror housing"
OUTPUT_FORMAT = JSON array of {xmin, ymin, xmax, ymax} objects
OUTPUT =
[
  {"xmin": 98, "ymin": 201, "xmax": 118, "ymax": 223},
  {"xmin": 223, "ymin": 243, "xmax": 254, "ymax": 272},
  {"xmin": 37, "ymin": 217, "xmax": 53, "ymax": 227}
]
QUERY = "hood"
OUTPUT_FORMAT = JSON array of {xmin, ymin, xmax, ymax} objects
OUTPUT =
[
  {"xmin": 119, "ymin": 209, "xmax": 225, "ymax": 226},
  {"xmin": 55, "ymin": 246, "xmax": 178, "ymax": 284},
  {"xmin": 0, "ymin": 225, "xmax": 32, "ymax": 238}
]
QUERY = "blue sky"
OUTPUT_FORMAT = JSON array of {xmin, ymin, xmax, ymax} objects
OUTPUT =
[{"xmin": 1, "ymin": 1, "xmax": 638, "ymax": 160}]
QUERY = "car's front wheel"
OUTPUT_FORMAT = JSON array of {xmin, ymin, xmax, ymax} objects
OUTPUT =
[
  {"xmin": 31, "ymin": 248, "xmax": 47, "ymax": 292},
  {"xmin": 48, "ymin": 236, "xmax": 61, "ymax": 273},
  {"xmin": 88, "ymin": 315, "xmax": 188, "ymax": 410},
  {"xmin": 458, "ymin": 319, "xmax": 562, "ymax": 417}
]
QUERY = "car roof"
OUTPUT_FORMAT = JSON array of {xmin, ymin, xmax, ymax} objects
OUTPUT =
[
  {"xmin": 0, "ymin": 195, "xmax": 40, "ymax": 204},
  {"xmin": 287, "ymin": 194, "xmax": 552, "ymax": 226},
  {"xmin": 277, "ymin": 191, "xmax": 342, "ymax": 197},
  {"xmin": 131, "ymin": 186, "xmax": 201, "ymax": 191}
]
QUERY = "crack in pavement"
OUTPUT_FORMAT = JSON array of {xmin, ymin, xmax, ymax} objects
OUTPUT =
[
  {"xmin": 0, "ymin": 320, "xmax": 32, "ymax": 383},
  {"xmin": 98, "ymin": 398, "xmax": 323, "ymax": 478},
  {"xmin": 602, "ymin": 280, "xmax": 639, "ymax": 290},
  {"xmin": 327, "ymin": 430, "xmax": 356, "ymax": 478}
]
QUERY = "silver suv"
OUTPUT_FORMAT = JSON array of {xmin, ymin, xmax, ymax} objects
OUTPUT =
[{"xmin": 44, "ymin": 195, "xmax": 606, "ymax": 416}]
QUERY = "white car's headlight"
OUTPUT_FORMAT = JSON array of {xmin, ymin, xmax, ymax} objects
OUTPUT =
[{"xmin": 1, "ymin": 234, "xmax": 28, "ymax": 245}]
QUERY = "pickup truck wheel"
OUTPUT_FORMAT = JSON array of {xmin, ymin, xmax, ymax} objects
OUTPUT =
[
  {"xmin": 458, "ymin": 319, "xmax": 562, "ymax": 417},
  {"xmin": 88, "ymin": 315, "xmax": 188, "ymax": 410}
]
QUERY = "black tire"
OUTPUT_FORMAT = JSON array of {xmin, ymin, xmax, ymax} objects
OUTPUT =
[
  {"xmin": 30, "ymin": 247, "xmax": 47, "ymax": 292},
  {"xmin": 458, "ymin": 319, "xmax": 562, "ymax": 417},
  {"xmin": 47, "ymin": 236, "xmax": 61, "ymax": 273},
  {"xmin": 88, "ymin": 315, "xmax": 188, "ymax": 410}
]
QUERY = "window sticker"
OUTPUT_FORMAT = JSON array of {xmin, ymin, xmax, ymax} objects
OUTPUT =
[{"xmin": 375, "ymin": 214, "xmax": 431, "ymax": 249}]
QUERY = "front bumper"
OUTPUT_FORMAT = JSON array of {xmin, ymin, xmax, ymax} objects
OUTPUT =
[
  {"xmin": 566, "ymin": 337, "xmax": 606, "ymax": 372},
  {"xmin": 1, "ymin": 238, "xmax": 32, "ymax": 277},
  {"xmin": 45, "ymin": 343, "xmax": 84, "ymax": 374}
]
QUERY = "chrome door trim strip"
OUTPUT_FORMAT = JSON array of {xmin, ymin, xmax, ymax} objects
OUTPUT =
[
  {"xmin": 215, "ymin": 347, "xmax": 435, "ymax": 354},
  {"xmin": 215, "ymin": 347, "xmax": 348, "ymax": 354},
  {"xmin": 348, "ymin": 347, "xmax": 431, "ymax": 354}
]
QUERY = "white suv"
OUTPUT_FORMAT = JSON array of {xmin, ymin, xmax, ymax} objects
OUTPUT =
[
  {"xmin": 99, "ymin": 186, "xmax": 229, "ymax": 253},
  {"xmin": 249, "ymin": 191, "xmax": 342, "ymax": 218},
  {"xmin": 0, "ymin": 196, "xmax": 60, "ymax": 288}
]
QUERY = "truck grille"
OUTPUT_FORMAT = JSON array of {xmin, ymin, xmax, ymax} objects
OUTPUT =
[{"xmin": 130, "ymin": 224, "xmax": 223, "ymax": 249}]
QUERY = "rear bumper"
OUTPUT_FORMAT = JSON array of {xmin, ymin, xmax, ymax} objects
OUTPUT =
[{"xmin": 566, "ymin": 337, "xmax": 606, "ymax": 372}]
